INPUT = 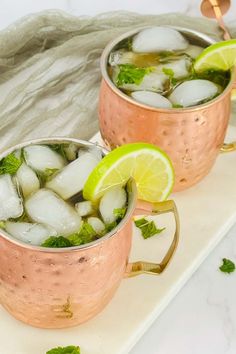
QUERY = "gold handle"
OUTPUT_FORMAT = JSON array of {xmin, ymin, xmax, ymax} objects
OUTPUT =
[
  {"xmin": 220, "ymin": 141, "xmax": 236, "ymax": 152},
  {"xmin": 220, "ymin": 73, "xmax": 236, "ymax": 153},
  {"xmin": 125, "ymin": 199, "xmax": 180, "ymax": 277}
]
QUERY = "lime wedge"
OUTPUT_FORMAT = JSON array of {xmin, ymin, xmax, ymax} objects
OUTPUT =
[
  {"xmin": 194, "ymin": 39, "xmax": 236, "ymax": 72},
  {"xmin": 83, "ymin": 143, "xmax": 174, "ymax": 203}
]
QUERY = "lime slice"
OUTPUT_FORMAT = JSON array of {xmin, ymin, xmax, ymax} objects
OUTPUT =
[
  {"xmin": 83, "ymin": 143, "xmax": 174, "ymax": 203},
  {"xmin": 194, "ymin": 39, "xmax": 236, "ymax": 72}
]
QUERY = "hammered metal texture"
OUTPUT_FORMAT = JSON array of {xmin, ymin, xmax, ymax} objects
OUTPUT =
[
  {"xmin": 0, "ymin": 220, "xmax": 132, "ymax": 329},
  {"xmin": 99, "ymin": 79, "xmax": 232, "ymax": 191}
]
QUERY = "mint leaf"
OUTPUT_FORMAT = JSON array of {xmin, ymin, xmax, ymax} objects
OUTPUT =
[
  {"xmin": 162, "ymin": 67, "xmax": 178, "ymax": 86},
  {"xmin": 113, "ymin": 207, "xmax": 127, "ymax": 219},
  {"xmin": 134, "ymin": 218, "xmax": 165, "ymax": 239},
  {"xmin": 46, "ymin": 345, "xmax": 80, "ymax": 354},
  {"xmin": 172, "ymin": 103, "xmax": 183, "ymax": 108},
  {"xmin": 68, "ymin": 223, "xmax": 96, "ymax": 246},
  {"xmin": 0, "ymin": 153, "xmax": 22, "ymax": 175},
  {"xmin": 116, "ymin": 64, "xmax": 154, "ymax": 86},
  {"xmin": 162, "ymin": 67, "xmax": 174, "ymax": 77},
  {"xmin": 41, "ymin": 236, "xmax": 73, "ymax": 248},
  {"xmin": 105, "ymin": 221, "xmax": 117, "ymax": 232},
  {"xmin": 0, "ymin": 221, "xmax": 5, "ymax": 229},
  {"xmin": 219, "ymin": 258, "xmax": 235, "ymax": 274}
]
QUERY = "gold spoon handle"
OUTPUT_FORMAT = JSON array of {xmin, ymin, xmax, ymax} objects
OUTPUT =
[{"xmin": 208, "ymin": 0, "xmax": 231, "ymax": 40}]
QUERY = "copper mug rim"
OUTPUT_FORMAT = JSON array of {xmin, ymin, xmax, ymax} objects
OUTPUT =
[
  {"xmin": 0, "ymin": 137, "xmax": 137, "ymax": 254},
  {"xmin": 100, "ymin": 25, "xmax": 235, "ymax": 113}
]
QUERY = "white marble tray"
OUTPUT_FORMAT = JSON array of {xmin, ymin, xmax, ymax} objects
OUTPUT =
[{"xmin": 0, "ymin": 125, "xmax": 236, "ymax": 354}]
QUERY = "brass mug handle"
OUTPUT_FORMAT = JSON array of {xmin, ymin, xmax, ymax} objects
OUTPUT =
[
  {"xmin": 125, "ymin": 199, "xmax": 180, "ymax": 277},
  {"xmin": 221, "ymin": 76, "xmax": 236, "ymax": 153}
]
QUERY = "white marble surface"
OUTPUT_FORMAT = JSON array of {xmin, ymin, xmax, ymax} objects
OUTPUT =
[
  {"xmin": 0, "ymin": 1, "xmax": 236, "ymax": 354},
  {"xmin": 0, "ymin": 0, "xmax": 236, "ymax": 31},
  {"xmin": 131, "ymin": 222, "xmax": 236, "ymax": 354}
]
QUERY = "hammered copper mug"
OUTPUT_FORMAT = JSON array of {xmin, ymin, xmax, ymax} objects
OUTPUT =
[
  {"xmin": 99, "ymin": 26, "xmax": 236, "ymax": 192},
  {"xmin": 0, "ymin": 137, "xmax": 179, "ymax": 329}
]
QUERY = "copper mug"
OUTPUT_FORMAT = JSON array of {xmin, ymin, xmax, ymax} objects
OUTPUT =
[
  {"xmin": 0, "ymin": 137, "xmax": 179, "ymax": 329},
  {"xmin": 99, "ymin": 26, "xmax": 236, "ymax": 192}
]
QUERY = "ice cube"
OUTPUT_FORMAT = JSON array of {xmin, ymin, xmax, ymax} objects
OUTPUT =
[
  {"xmin": 24, "ymin": 145, "xmax": 66, "ymax": 172},
  {"xmin": 64, "ymin": 143, "xmax": 78, "ymax": 161},
  {"xmin": 5, "ymin": 221, "xmax": 57, "ymax": 246},
  {"xmin": 184, "ymin": 45, "xmax": 203, "ymax": 59},
  {"xmin": 25, "ymin": 189, "xmax": 81, "ymax": 235},
  {"xmin": 16, "ymin": 162, "xmax": 40, "ymax": 198},
  {"xmin": 0, "ymin": 174, "xmax": 23, "ymax": 220},
  {"xmin": 110, "ymin": 51, "xmax": 161, "ymax": 67},
  {"xmin": 169, "ymin": 79, "xmax": 221, "ymax": 107},
  {"xmin": 157, "ymin": 57, "xmax": 191, "ymax": 79},
  {"xmin": 78, "ymin": 146, "xmax": 103, "ymax": 161},
  {"xmin": 99, "ymin": 186, "xmax": 127, "ymax": 224},
  {"xmin": 75, "ymin": 201, "xmax": 94, "ymax": 217},
  {"xmin": 113, "ymin": 66, "xmax": 168, "ymax": 93},
  {"xmin": 109, "ymin": 50, "xmax": 136, "ymax": 66},
  {"xmin": 132, "ymin": 27, "xmax": 188, "ymax": 53},
  {"xmin": 46, "ymin": 152, "xmax": 100, "ymax": 199},
  {"xmin": 87, "ymin": 217, "xmax": 105, "ymax": 235},
  {"xmin": 131, "ymin": 91, "xmax": 172, "ymax": 108}
]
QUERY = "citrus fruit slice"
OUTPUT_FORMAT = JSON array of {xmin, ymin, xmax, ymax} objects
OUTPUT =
[
  {"xmin": 83, "ymin": 143, "xmax": 174, "ymax": 203},
  {"xmin": 194, "ymin": 39, "xmax": 236, "ymax": 72}
]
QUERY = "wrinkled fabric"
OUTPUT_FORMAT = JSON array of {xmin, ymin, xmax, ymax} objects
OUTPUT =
[{"xmin": 0, "ymin": 10, "xmax": 235, "ymax": 151}]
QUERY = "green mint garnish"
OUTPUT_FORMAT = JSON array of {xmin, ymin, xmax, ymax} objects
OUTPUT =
[
  {"xmin": 0, "ymin": 153, "xmax": 22, "ymax": 175},
  {"xmin": 46, "ymin": 345, "xmax": 80, "ymax": 354},
  {"xmin": 113, "ymin": 207, "xmax": 127, "ymax": 219},
  {"xmin": 172, "ymin": 103, "xmax": 183, "ymax": 108},
  {"xmin": 162, "ymin": 67, "xmax": 177, "ymax": 86},
  {"xmin": 105, "ymin": 221, "xmax": 117, "ymax": 232},
  {"xmin": 67, "ymin": 223, "xmax": 97, "ymax": 246},
  {"xmin": 219, "ymin": 258, "xmax": 235, "ymax": 274},
  {"xmin": 162, "ymin": 67, "xmax": 174, "ymax": 77},
  {"xmin": 41, "ymin": 236, "xmax": 73, "ymax": 248},
  {"xmin": 116, "ymin": 64, "xmax": 154, "ymax": 86},
  {"xmin": 0, "ymin": 221, "xmax": 5, "ymax": 229},
  {"xmin": 134, "ymin": 218, "xmax": 165, "ymax": 239},
  {"xmin": 42, "ymin": 224, "xmax": 97, "ymax": 248}
]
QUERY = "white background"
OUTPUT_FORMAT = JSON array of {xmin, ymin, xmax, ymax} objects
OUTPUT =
[
  {"xmin": 1, "ymin": 0, "xmax": 236, "ymax": 30},
  {"xmin": 1, "ymin": 1, "xmax": 236, "ymax": 354}
]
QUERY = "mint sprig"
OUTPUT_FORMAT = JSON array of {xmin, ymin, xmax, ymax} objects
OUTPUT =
[
  {"xmin": 46, "ymin": 345, "xmax": 80, "ymax": 354},
  {"xmin": 113, "ymin": 207, "xmax": 127, "ymax": 219},
  {"xmin": 0, "ymin": 153, "xmax": 22, "ymax": 175},
  {"xmin": 134, "ymin": 218, "xmax": 165, "ymax": 239},
  {"xmin": 41, "ymin": 223, "xmax": 98, "ymax": 248},
  {"xmin": 219, "ymin": 258, "xmax": 235, "ymax": 274},
  {"xmin": 116, "ymin": 64, "xmax": 154, "ymax": 86},
  {"xmin": 41, "ymin": 236, "xmax": 73, "ymax": 248},
  {"xmin": 67, "ymin": 223, "xmax": 97, "ymax": 246},
  {"xmin": 162, "ymin": 67, "xmax": 177, "ymax": 86}
]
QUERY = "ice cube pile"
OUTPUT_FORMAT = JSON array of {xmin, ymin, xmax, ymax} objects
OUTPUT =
[
  {"xmin": 0, "ymin": 143, "xmax": 128, "ymax": 247},
  {"xmin": 109, "ymin": 26, "xmax": 230, "ymax": 108}
]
